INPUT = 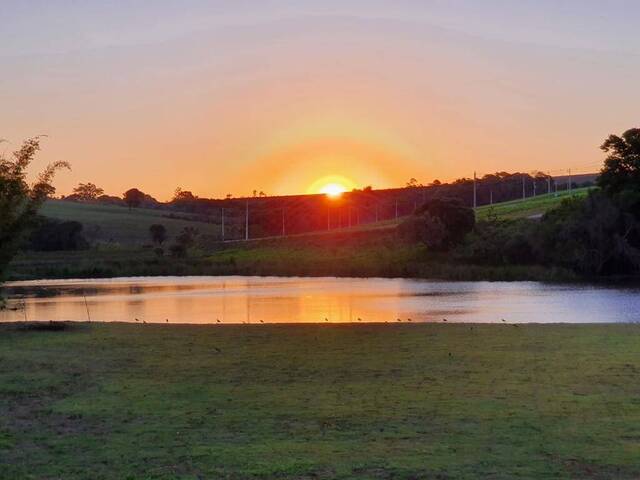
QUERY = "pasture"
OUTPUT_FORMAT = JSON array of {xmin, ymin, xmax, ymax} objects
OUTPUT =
[
  {"xmin": 0, "ymin": 322, "xmax": 638, "ymax": 479},
  {"xmin": 41, "ymin": 200, "xmax": 221, "ymax": 245}
]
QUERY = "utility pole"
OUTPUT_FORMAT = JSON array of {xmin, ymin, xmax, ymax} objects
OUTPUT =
[
  {"xmin": 221, "ymin": 207, "xmax": 225, "ymax": 241},
  {"xmin": 327, "ymin": 206, "xmax": 331, "ymax": 231},
  {"xmin": 568, "ymin": 168, "xmax": 572, "ymax": 193},
  {"xmin": 533, "ymin": 178, "xmax": 537, "ymax": 197},
  {"xmin": 395, "ymin": 198, "xmax": 398, "ymax": 220},
  {"xmin": 282, "ymin": 207, "xmax": 285, "ymax": 237},
  {"xmin": 245, "ymin": 200, "xmax": 249, "ymax": 241},
  {"xmin": 522, "ymin": 174, "xmax": 526, "ymax": 201},
  {"xmin": 473, "ymin": 171, "xmax": 477, "ymax": 209},
  {"xmin": 490, "ymin": 190, "xmax": 493, "ymax": 205},
  {"xmin": 375, "ymin": 204, "xmax": 379, "ymax": 223}
]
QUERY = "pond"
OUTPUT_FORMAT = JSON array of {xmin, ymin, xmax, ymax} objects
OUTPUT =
[{"xmin": 1, "ymin": 276, "xmax": 639, "ymax": 324}]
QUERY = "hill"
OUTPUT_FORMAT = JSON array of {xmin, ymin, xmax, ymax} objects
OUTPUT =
[
  {"xmin": 475, "ymin": 187, "xmax": 593, "ymax": 221},
  {"xmin": 41, "ymin": 200, "xmax": 221, "ymax": 246}
]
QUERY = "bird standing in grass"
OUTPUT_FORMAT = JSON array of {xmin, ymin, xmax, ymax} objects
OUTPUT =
[
  {"xmin": 443, "ymin": 318, "xmax": 448, "ymax": 322},
  {"xmin": 216, "ymin": 318, "xmax": 221, "ymax": 323}
]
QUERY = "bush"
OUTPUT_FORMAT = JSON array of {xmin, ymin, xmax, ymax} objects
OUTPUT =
[
  {"xmin": 400, "ymin": 197, "xmax": 475, "ymax": 251},
  {"xmin": 27, "ymin": 217, "xmax": 89, "ymax": 251},
  {"xmin": 169, "ymin": 244, "xmax": 187, "ymax": 258}
]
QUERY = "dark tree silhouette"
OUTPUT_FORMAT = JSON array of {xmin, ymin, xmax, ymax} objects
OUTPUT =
[
  {"xmin": 0, "ymin": 137, "xmax": 69, "ymax": 279},
  {"xmin": 72, "ymin": 182, "xmax": 104, "ymax": 201},
  {"xmin": 123, "ymin": 188, "xmax": 145, "ymax": 210},
  {"xmin": 598, "ymin": 128, "xmax": 640, "ymax": 197},
  {"xmin": 149, "ymin": 224, "xmax": 167, "ymax": 245}
]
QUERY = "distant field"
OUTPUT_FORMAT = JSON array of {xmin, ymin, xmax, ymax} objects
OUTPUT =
[
  {"xmin": 475, "ymin": 187, "xmax": 593, "ymax": 220},
  {"xmin": 41, "ymin": 200, "xmax": 221, "ymax": 245},
  {"xmin": 1, "ymin": 323, "xmax": 639, "ymax": 479},
  {"xmin": 39, "ymin": 189, "xmax": 593, "ymax": 248}
]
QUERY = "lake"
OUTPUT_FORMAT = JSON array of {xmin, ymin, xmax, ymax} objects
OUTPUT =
[{"xmin": 1, "ymin": 276, "xmax": 639, "ymax": 324}]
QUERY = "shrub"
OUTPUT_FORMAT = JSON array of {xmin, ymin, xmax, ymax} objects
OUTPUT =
[
  {"xmin": 169, "ymin": 244, "xmax": 187, "ymax": 258},
  {"xmin": 400, "ymin": 197, "xmax": 475, "ymax": 251}
]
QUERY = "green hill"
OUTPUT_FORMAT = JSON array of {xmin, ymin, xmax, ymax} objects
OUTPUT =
[
  {"xmin": 475, "ymin": 187, "xmax": 593, "ymax": 220},
  {"xmin": 41, "ymin": 200, "xmax": 221, "ymax": 246}
]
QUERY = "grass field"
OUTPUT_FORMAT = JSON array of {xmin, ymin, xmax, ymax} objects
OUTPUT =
[
  {"xmin": 40, "ymin": 189, "xmax": 593, "ymax": 248},
  {"xmin": 1, "ymin": 322, "xmax": 639, "ymax": 479},
  {"xmin": 41, "ymin": 200, "xmax": 221, "ymax": 245},
  {"xmin": 475, "ymin": 187, "xmax": 593, "ymax": 221}
]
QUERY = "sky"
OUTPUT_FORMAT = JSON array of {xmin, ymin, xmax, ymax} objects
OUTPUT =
[{"xmin": 2, "ymin": 1, "xmax": 640, "ymax": 200}]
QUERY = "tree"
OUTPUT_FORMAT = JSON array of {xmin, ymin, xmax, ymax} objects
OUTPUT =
[
  {"xmin": 149, "ymin": 224, "xmax": 167, "ymax": 245},
  {"xmin": 123, "ymin": 188, "xmax": 145, "ymax": 210},
  {"xmin": 406, "ymin": 178, "xmax": 423, "ymax": 188},
  {"xmin": 598, "ymin": 128, "xmax": 640, "ymax": 197},
  {"xmin": 417, "ymin": 198, "xmax": 475, "ymax": 247},
  {"xmin": 173, "ymin": 187, "xmax": 196, "ymax": 202},
  {"xmin": 0, "ymin": 137, "xmax": 69, "ymax": 278},
  {"xmin": 28, "ymin": 217, "xmax": 88, "ymax": 251},
  {"xmin": 72, "ymin": 182, "xmax": 104, "ymax": 201},
  {"xmin": 176, "ymin": 226, "xmax": 199, "ymax": 248},
  {"xmin": 398, "ymin": 212, "xmax": 447, "ymax": 250}
]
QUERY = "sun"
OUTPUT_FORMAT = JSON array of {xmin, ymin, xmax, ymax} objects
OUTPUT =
[
  {"xmin": 320, "ymin": 182, "xmax": 347, "ymax": 198},
  {"xmin": 307, "ymin": 175, "xmax": 357, "ymax": 198}
]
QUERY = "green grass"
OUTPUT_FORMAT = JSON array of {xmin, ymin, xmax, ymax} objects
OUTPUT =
[
  {"xmin": 41, "ymin": 200, "xmax": 221, "ymax": 245},
  {"xmin": 8, "ymin": 244, "xmax": 576, "ymax": 282},
  {"xmin": 475, "ymin": 187, "xmax": 594, "ymax": 221},
  {"xmin": 1, "ymin": 323, "xmax": 639, "ymax": 479}
]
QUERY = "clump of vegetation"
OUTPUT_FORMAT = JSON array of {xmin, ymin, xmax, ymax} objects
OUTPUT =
[
  {"xmin": 71, "ymin": 182, "xmax": 104, "ymax": 202},
  {"xmin": 0, "ymin": 138, "xmax": 69, "ymax": 279},
  {"xmin": 398, "ymin": 197, "xmax": 475, "ymax": 250},
  {"xmin": 458, "ymin": 128, "xmax": 640, "ymax": 276},
  {"xmin": 27, "ymin": 217, "xmax": 89, "ymax": 251}
]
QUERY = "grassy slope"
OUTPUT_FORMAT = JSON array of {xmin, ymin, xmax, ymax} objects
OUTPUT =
[
  {"xmin": 1, "ymin": 323, "xmax": 639, "ymax": 479},
  {"xmin": 475, "ymin": 187, "xmax": 593, "ymax": 221},
  {"xmin": 41, "ymin": 200, "xmax": 221, "ymax": 245}
]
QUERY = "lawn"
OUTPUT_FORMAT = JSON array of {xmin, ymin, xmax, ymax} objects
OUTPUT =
[
  {"xmin": 41, "ymin": 200, "xmax": 222, "ymax": 245},
  {"xmin": 1, "ymin": 323, "xmax": 639, "ymax": 479}
]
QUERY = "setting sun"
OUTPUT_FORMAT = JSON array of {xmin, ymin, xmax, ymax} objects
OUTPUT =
[
  {"xmin": 320, "ymin": 182, "xmax": 346, "ymax": 198},
  {"xmin": 307, "ymin": 175, "xmax": 357, "ymax": 197}
]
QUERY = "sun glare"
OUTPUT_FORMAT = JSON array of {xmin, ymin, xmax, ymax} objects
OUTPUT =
[
  {"xmin": 307, "ymin": 175, "xmax": 357, "ymax": 197},
  {"xmin": 320, "ymin": 182, "xmax": 346, "ymax": 198}
]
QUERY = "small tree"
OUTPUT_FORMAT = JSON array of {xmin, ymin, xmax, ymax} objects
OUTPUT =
[
  {"xmin": 598, "ymin": 128, "xmax": 640, "ymax": 195},
  {"xmin": 149, "ymin": 224, "xmax": 167, "ymax": 245},
  {"xmin": 0, "ymin": 137, "xmax": 69, "ymax": 278},
  {"xmin": 72, "ymin": 182, "xmax": 104, "ymax": 201},
  {"xmin": 173, "ymin": 187, "xmax": 196, "ymax": 202},
  {"xmin": 123, "ymin": 188, "xmax": 145, "ymax": 210},
  {"xmin": 399, "ymin": 197, "xmax": 475, "ymax": 251},
  {"xmin": 176, "ymin": 226, "xmax": 199, "ymax": 248}
]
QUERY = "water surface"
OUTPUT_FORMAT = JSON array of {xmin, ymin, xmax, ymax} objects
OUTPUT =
[{"xmin": 1, "ymin": 276, "xmax": 639, "ymax": 324}]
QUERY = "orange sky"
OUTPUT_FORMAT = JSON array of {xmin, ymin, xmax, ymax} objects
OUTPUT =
[{"xmin": 3, "ymin": 3, "xmax": 639, "ymax": 200}]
